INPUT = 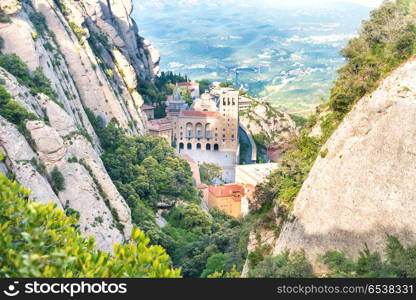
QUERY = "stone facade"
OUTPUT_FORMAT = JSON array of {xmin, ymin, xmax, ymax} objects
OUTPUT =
[
  {"xmin": 148, "ymin": 83, "xmax": 241, "ymax": 182},
  {"xmin": 174, "ymin": 90, "xmax": 239, "ymax": 153}
]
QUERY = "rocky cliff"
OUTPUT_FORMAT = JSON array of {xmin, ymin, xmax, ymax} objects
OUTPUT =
[
  {"xmin": 240, "ymin": 99, "xmax": 297, "ymax": 145},
  {"xmin": 0, "ymin": 0, "xmax": 159, "ymax": 252},
  {"xmin": 272, "ymin": 56, "xmax": 416, "ymax": 272}
]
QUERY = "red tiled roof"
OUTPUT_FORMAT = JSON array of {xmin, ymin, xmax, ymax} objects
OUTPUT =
[
  {"xmin": 141, "ymin": 104, "xmax": 155, "ymax": 110},
  {"xmin": 180, "ymin": 110, "xmax": 220, "ymax": 118},
  {"xmin": 209, "ymin": 184, "xmax": 245, "ymax": 199},
  {"xmin": 148, "ymin": 118, "xmax": 172, "ymax": 131}
]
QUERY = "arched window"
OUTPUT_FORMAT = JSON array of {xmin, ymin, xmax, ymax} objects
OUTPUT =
[
  {"xmin": 179, "ymin": 143, "xmax": 184, "ymax": 151},
  {"xmin": 206, "ymin": 143, "xmax": 211, "ymax": 151},
  {"xmin": 205, "ymin": 123, "xmax": 212, "ymax": 138},
  {"xmin": 186, "ymin": 123, "xmax": 193, "ymax": 138},
  {"xmin": 196, "ymin": 143, "xmax": 201, "ymax": 150},
  {"xmin": 214, "ymin": 144, "xmax": 219, "ymax": 151},
  {"xmin": 187, "ymin": 143, "xmax": 192, "ymax": 150},
  {"xmin": 195, "ymin": 123, "xmax": 203, "ymax": 138}
]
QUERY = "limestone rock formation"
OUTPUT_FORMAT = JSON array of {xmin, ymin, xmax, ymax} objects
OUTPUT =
[
  {"xmin": 240, "ymin": 99, "xmax": 298, "ymax": 160},
  {"xmin": 273, "ymin": 57, "xmax": 416, "ymax": 272}
]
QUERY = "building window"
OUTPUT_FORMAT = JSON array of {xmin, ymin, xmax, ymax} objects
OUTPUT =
[
  {"xmin": 196, "ymin": 123, "xmax": 203, "ymax": 138},
  {"xmin": 179, "ymin": 143, "xmax": 184, "ymax": 151},
  {"xmin": 187, "ymin": 143, "xmax": 192, "ymax": 150},
  {"xmin": 206, "ymin": 143, "xmax": 211, "ymax": 151},
  {"xmin": 186, "ymin": 122, "xmax": 193, "ymax": 138},
  {"xmin": 214, "ymin": 144, "xmax": 219, "ymax": 151},
  {"xmin": 197, "ymin": 143, "xmax": 201, "ymax": 150},
  {"xmin": 205, "ymin": 123, "xmax": 212, "ymax": 138}
]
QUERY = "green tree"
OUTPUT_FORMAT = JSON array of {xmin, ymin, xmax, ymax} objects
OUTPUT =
[
  {"xmin": 249, "ymin": 249, "xmax": 313, "ymax": 278},
  {"xmin": 197, "ymin": 79, "xmax": 211, "ymax": 93},
  {"xmin": 166, "ymin": 204, "xmax": 212, "ymax": 236},
  {"xmin": 181, "ymin": 88, "xmax": 193, "ymax": 106},
  {"xmin": 0, "ymin": 173, "xmax": 181, "ymax": 277},
  {"xmin": 201, "ymin": 253, "xmax": 227, "ymax": 277},
  {"xmin": 199, "ymin": 163, "xmax": 223, "ymax": 185}
]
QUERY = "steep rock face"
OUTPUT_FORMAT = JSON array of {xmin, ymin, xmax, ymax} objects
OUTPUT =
[
  {"xmin": 240, "ymin": 99, "xmax": 297, "ymax": 160},
  {"xmin": 273, "ymin": 57, "xmax": 416, "ymax": 272},
  {"xmin": 0, "ymin": 0, "xmax": 156, "ymax": 134},
  {"xmin": 240, "ymin": 99, "xmax": 297, "ymax": 144},
  {"xmin": 0, "ymin": 117, "xmax": 62, "ymax": 208},
  {"xmin": 0, "ymin": 0, "xmax": 157, "ymax": 251}
]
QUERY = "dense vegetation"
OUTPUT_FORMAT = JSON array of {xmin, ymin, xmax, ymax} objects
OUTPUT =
[
  {"xmin": 86, "ymin": 112, "xmax": 248, "ymax": 277},
  {"xmin": 137, "ymin": 72, "xmax": 190, "ymax": 119},
  {"xmin": 321, "ymin": 236, "xmax": 416, "ymax": 278},
  {"xmin": 0, "ymin": 170, "xmax": 180, "ymax": 278},
  {"xmin": 248, "ymin": 249, "xmax": 313, "ymax": 278},
  {"xmin": 251, "ymin": 0, "xmax": 416, "ymax": 274}
]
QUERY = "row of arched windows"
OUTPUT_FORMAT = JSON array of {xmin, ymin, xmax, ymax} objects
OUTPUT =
[
  {"xmin": 179, "ymin": 143, "xmax": 219, "ymax": 151},
  {"xmin": 185, "ymin": 122, "xmax": 212, "ymax": 138}
]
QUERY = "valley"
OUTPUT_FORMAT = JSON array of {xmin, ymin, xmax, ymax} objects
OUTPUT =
[{"xmin": 133, "ymin": 0, "xmax": 372, "ymax": 115}]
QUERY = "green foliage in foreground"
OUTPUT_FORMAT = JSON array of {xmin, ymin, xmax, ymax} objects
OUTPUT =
[{"xmin": 0, "ymin": 173, "xmax": 180, "ymax": 278}]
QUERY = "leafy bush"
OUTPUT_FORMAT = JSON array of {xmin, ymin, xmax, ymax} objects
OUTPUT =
[
  {"xmin": 166, "ymin": 204, "xmax": 212, "ymax": 236},
  {"xmin": 0, "ymin": 54, "xmax": 57, "ymax": 100},
  {"xmin": 249, "ymin": 249, "xmax": 313, "ymax": 278},
  {"xmin": 320, "ymin": 236, "xmax": 416, "ymax": 278},
  {"xmin": 0, "ymin": 7, "xmax": 11, "ymax": 23},
  {"xmin": 0, "ymin": 85, "xmax": 37, "ymax": 131},
  {"xmin": 201, "ymin": 253, "xmax": 227, "ymax": 278},
  {"xmin": 50, "ymin": 166, "xmax": 65, "ymax": 192},
  {"xmin": 28, "ymin": 11, "xmax": 48, "ymax": 37},
  {"xmin": 329, "ymin": 0, "xmax": 416, "ymax": 115},
  {"xmin": 0, "ymin": 173, "xmax": 180, "ymax": 277},
  {"xmin": 69, "ymin": 22, "xmax": 86, "ymax": 41}
]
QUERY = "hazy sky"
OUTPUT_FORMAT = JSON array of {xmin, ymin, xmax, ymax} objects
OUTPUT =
[{"xmin": 261, "ymin": 0, "xmax": 384, "ymax": 7}]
